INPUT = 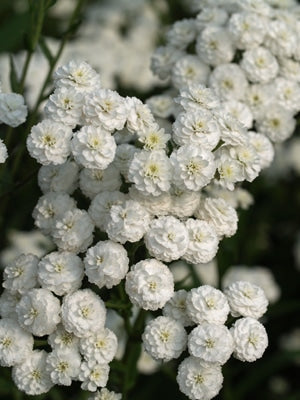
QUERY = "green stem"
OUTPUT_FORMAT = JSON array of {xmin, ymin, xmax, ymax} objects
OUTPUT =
[{"xmin": 18, "ymin": 51, "xmax": 33, "ymax": 94}]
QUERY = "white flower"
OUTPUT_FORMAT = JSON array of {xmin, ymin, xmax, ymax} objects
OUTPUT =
[
  {"xmin": 88, "ymin": 388, "xmax": 122, "ymax": 400},
  {"xmin": 274, "ymin": 77, "xmax": 300, "ymax": 113},
  {"xmin": 195, "ymin": 197, "xmax": 238, "ymax": 238},
  {"xmin": 166, "ymin": 19, "xmax": 197, "ymax": 49},
  {"xmin": 183, "ymin": 219, "xmax": 219, "ymax": 264},
  {"xmin": 113, "ymin": 143, "xmax": 139, "ymax": 181},
  {"xmin": 265, "ymin": 20, "xmax": 297, "ymax": 58},
  {"xmin": 144, "ymin": 216, "xmax": 189, "ymax": 262},
  {"xmin": 170, "ymin": 145, "xmax": 216, "ymax": 191},
  {"xmin": 146, "ymin": 94, "xmax": 175, "ymax": 119},
  {"xmin": 245, "ymin": 83, "xmax": 274, "ymax": 119},
  {"xmin": 230, "ymin": 143, "xmax": 261, "ymax": 182},
  {"xmin": 216, "ymin": 112, "xmax": 248, "ymax": 146},
  {"xmin": 142, "ymin": 316, "xmax": 187, "ymax": 362},
  {"xmin": 79, "ymin": 328, "xmax": 118, "ymax": 364},
  {"xmin": 228, "ymin": 12, "xmax": 266, "ymax": 50},
  {"xmin": 12, "ymin": 350, "xmax": 54, "ymax": 395},
  {"xmin": 126, "ymin": 97, "xmax": 156, "ymax": 134},
  {"xmin": 231, "ymin": 317, "xmax": 268, "ymax": 362},
  {"xmin": 172, "ymin": 110, "xmax": 220, "ymax": 150},
  {"xmin": 27, "ymin": 119, "xmax": 72, "ymax": 165},
  {"xmin": 222, "ymin": 100, "xmax": 253, "ymax": 129},
  {"xmin": 214, "ymin": 146, "xmax": 245, "ymax": 190},
  {"xmin": 225, "ymin": 281, "xmax": 268, "ymax": 319},
  {"xmin": 196, "ymin": 26, "xmax": 234, "ymax": 66},
  {"xmin": 151, "ymin": 45, "xmax": 184, "ymax": 80},
  {"xmin": 137, "ymin": 124, "xmax": 170, "ymax": 152},
  {"xmin": 172, "ymin": 55, "xmax": 210, "ymax": 90},
  {"xmin": 83, "ymin": 89, "xmax": 127, "ymax": 131},
  {"xmin": 38, "ymin": 251, "xmax": 84, "ymax": 296},
  {"xmin": 137, "ymin": 348, "xmax": 160, "ymax": 375},
  {"xmin": 52, "ymin": 208, "xmax": 94, "ymax": 253},
  {"xmin": 175, "ymin": 84, "xmax": 220, "ymax": 112},
  {"xmin": 125, "ymin": 258, "xmax": 174, "ymax": 311},
  {"xmin": 0, "ymin": 290, "xmax": 20, "ymax": 319},
  {"xmin": 3, "ymin": 253, "xmax": 39, "ymax": 294},
  {"xmin": 279, "ymin": 57, "xmax": 300, "ymax": 82},
  {"xmin": 44, "ymin": 87, "xmax": 83, "ymax": 128},
  {"xmin": 79, "ymin": 165, "xmax": 121, "ymax": 199},
  {"xmin": 46, "ymin": 348, "xmax": 81, "ymax": 385},
  {"xmin": 209, "ymin": 64, "xmax": 248, "ymax": 101},
  {"xmin": 0, "ymin": 139, "xmax": 8, "ymax": 163},
  {"xmin": 248, "ymin": 131, "xmax": 274, "ymax": 169},
  {"xmin": 38, "ymin": 161, "xmax": 79, "ymax": 194},
  {"xmin": 0, "ymin": 92, "xmax": 27, "ymax": 127},
  {"xmin": 128, "ymin": 150, "xmax": 172, "ymax": 196},
  {"xmin": 16, "ymin": 288, "xmax": 61, "ymax": 336},
  {"xmin": 71, "ymin": 126, "xmax": 116, "ymax": 169},
  {"xmin": 61, "ymin": 289, "xmax": 106, "ymax": 338},
  {"xmin": 79, "ymin": 360, "xmax": 109, "ymax": 391},
  {"xmin": 240, "ymin": 46, "xmax": 279, "ymax": 83},
  {"xmin": 0, "ymin": 318, "xmax": 33, "ymax": 367},
  {"xmin": 48, "ymin": 324, "xmax": 79, "ymax": 352},
  {"xmin": 84, "ymin": 240, "xmax": 129, "ymax": 289},
  {"xmin": 88, "ymin": 191, "xmax": 127, "ymax": 232},
  {"xmin": 195, "ymin": 7, "xmax": 228, "ymax": 30},
  {"xmin": 170, "ymin": 188, "xmax": 201, "ymax": 219},
  {"xmin": 129, "ymin": 186, "xmax": 171, "ymax": 217},
  {"xmin": 188, "ymin": 323, "xmax": 234, "ymax": 365},
  {"xmin": 54, "ymin": 60, "xmax": 100, "ymax": 92},
  {"xmin": 177, "ymin": 356, "xmax": 223, "ymax": 400},
  {"xmin": 163, "ymin": 290, "xmax": 194, "ymax": 327},
  {"xmin": 186, "ymin": 285, "xmax": 230, "ymax": 325},
  {"xmin": 32, "ymin": 192, "xmax": 76, "ymax": 235},
  {"xmin": 106, "ymin": 199, "xmax": 151, "ymax": 244}
]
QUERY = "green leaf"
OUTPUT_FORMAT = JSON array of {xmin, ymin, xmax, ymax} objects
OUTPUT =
[
  {"xmin": 39, "ymin": 36, "xmax": 54, "ymax": 64},
  {"xmin": 9, "ymin": 55, "xmax": 19, "ymax": 93},
  {"xmin": 28, "ymin": 0, "xmax": 46, "ymax": 51}
]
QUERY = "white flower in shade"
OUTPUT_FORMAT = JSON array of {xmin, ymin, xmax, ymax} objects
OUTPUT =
[
  {"xmin": 245, "ymin": 83, "xmax": 274, "ymax": 120},
  {"xmin": 209, "ymin": 64, "xmax": 249, "ymax": 101},
  {"xmin": 137, "ymin": 124, "xmax": 170, "ymax": 152},
  {"xmin": 248, "ymin": 131, "xmax": 274, "ymax": 169},
  {"xmin": 151, "ymin": 45, "xmax": 184, "ymax": 80},
  {"xmin": 166, "ymin": 19, "xmax": 196, "ymax": 49},
  {"xmin": 0, "ymin": 139, "xmax": 8, "ymax": 163},
  {"xmin": 126, "ymin": 97, "xmax": 156, "ymax": 134},
  {"xmin": 38, "ymin": 251, "xmax": 84, "ymax": 296},
  {"xmin": 255, "ymin": 105, "xmax": 296, "ymax": 143},
  {"xmin": 84, "ymin": 240, "xmax": 129, "ymax": 289},
  {"xmin": 44, "ymin": 87, "xmax": 83, "ymax": 128},
  {"xmin": 16, "ymin": 288, "xmax": 61, "ymax": 336},
  {"xmin": 106, "ymin": 200, "xmax": 151, "ymax": 244},
  {"xmin": 0, "ymin": 290, "xmax": 20, "ymax": 319},
  {"xmin": 80, "ymin": 328, "xmax": 118, "ymax": 364},
  {"xmin": 38, "ymin": 161, "xmax": 79, "ymax": 194},
  {"xmin": 113, "ymin": 143, "xmax": 139, "ymax": 181},
  {"xmin": 216, "ymin": 112, "xmax": 248, "ymax": 146},
  {"xmin": 88, "ymin": 191, "xmax": 127, "ymax": 232},
  {"xmin": 279, "ymin": 58, "xmax": 300, "ymax": 82},
  {"xmin": 163, "ymin": 290, "xmax": 194, "ymax": 327},
  {"xmin": 265, "ymin": 20, "xmax": 297, "ymax": 58},
  {"xmin": 170, "ymin": 187, "xmax": 201, "ymax": 219},
  {"xmin": 146, "ymin": 94, "xmax": 175, "ymax": 119},
  {"xmin": 52, "ymin": 208, "xmax": 94, "ymax": 253},
  {"xmin": 177, "ymin": 356, "xmax": 223, "ymax": 400},
  {"xmin": 54, "ymin": 60, "xmax": 100, "ymax": 92},
  {"xmin": 225, "ymin": 281, "xmax": 268, "ymax": 319},
  {"xmin": 61, "ymin": 289, "xmax": 106, "ymax": 338},
  {"xmin": 71, "ymin": 126, "xmax": 116, "ymax": 170},
  {"xmin": 274, "ymin": 77, "xmax": 300, "ymax": 113},
  {"xmin": 222, "ymin": 100, "xmax": 253, "ymax": 129},
  {"xmin": 231, "ymin": 317, "xmax": 268, "ymax": 362},
  {"xmin": 188, "ymin": 323, "xmax": 234, "ymax": 365},
  {"xmin": 195, "ymin": 7, "xmax": 228, "ymax": 30},
  {"xmin": 222, "ymin": 265, "xmax": 280, "ymax": 304},
  {"xmin": 240, "ymin": 46, "xmax": 279, "ymax": 83},
  {"xmin": 230, "ymin": 143, "xmax": 261, "ymax": 182},
  {"xmin": 129, "ymin": 186, "xmax": 171, "ymax": 217},
  {"xmin": 183, "ymin": 219, "xmax": 219, "ymax": 264},
  {"xmin": 48, "ymin": 324, "xmax": 79, "ymax": 352},
  {"xmin": 228, "ymin": 12, "xmax": 266, "ymax": 50},
  {"xmin": 79, "ymin": 165, "xmax": 121, "ymax": 199},
  {"xmin": 32, "ymin": 192, "xmax": 76, "ymax": 235},
  {"xmin": 125, "ymin": 259, "xmax": 174, "ymax": 311},
  {"xmin": 83, "ymin": 89, "xmax": 127, "ymax": 131},
  {"xmin": 27, "ymin": 119, "xmax": 73, "ymax": 165},
  {"xmin": 128, "ymin": 150, "xmax": 172, "ymax": 196},
  {"xmin": 237, "ymin": 0, "xmax": 272, "ymax": 16},
  {"xmin": 79, "ymin": 360, "xmax": 109, "ymax": 391},
  {"xmin": 137, "ymin": 348, "xmax": 160, "ymax": 375},
  {"xmin": 186, "ymin": 285, "xmax": 230, "ymax": 325},
  {"xmin": 3, "ymin": 253, "xmax": 39, "ymax": 294},
  {"xmin": 88, "ymin": 388, "xmax": 122, "ymax": 400},
  {"xmin": 46, "ymin": 348, "xmax": 81, "ymax": 386},
  {"xmin": 172, "ymin": 110, "xmax": 220, "ymax": 150},
  {"xmin": 12, "ymin": 350, "xmax": 54, "ymax": 395},
  {"xmin": 175, "ymin": 84, "xmax": 220, "ymax": 112},
  {"xmin": 0, "ymin": 93, "xmax": 27, "ymax": 127},
  {"xmin": 144, "ymin": 216, "xmax": 189, "ymax": 262},
  {"xmin": 0, "ymin": 318, "xmax": 33, "ymax": 367},
  {"xmin": 195, "ymin": 197, "xmax": 238, "ymax": 238},
  {"xmin": 142, "ymin": 316, "xmax": 187, "ymax": 362},
  {"xmin": 196, "ymin": 26, "xmax": 234, "ymax": 66},
  {"xmin": 172, "ymin": 55, "xmax": 210, "ymax": 90},
  {"xmin": 170, "ymin": 145, "xmax": 216, "ymax": 192},
  {"xmin": 214, "ymin": 146, "xmax": 244, "ymax": 190}
]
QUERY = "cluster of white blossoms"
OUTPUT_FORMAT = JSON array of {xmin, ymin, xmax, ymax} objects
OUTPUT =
[{"xmin": 142, "ymin": 282, "xmax": 269, "ymax": 399}]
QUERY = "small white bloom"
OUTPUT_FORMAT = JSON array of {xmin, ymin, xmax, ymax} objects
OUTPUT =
[
  {"xmin": 146, "ymin": 94, "xmax": 175, "ymax": 119},
  {"xmin": 126, "ymin": 97, "xmax": 156, "ymax": 134},
  {"xmin": 46, "ymin": 348, "xmax": 81, "ymax": 386},
  {"xmin": 163, "ymin": 290, "xmax": 194, "ymax": 327},
  {"xmin": 80, "ymin": 328, "xmax": 118, "ymax": 364},
  {"xmin": 240, "ymin": 46, "xmax": 279, "ymax": 83},
  {"xmin": 38, "ymin": 161, "xmax": 79, "ymax": 194},
  {"xmin": 79, "ymin": 360, "xmax": 109, "ymax": 391},
  {"xmin": 0, "ymin": 139, "xmax": 8, "ymax": 163},
  {"xmin": 170, "ymin": 187, "xmax": 201, "ymax": 219},
  {"xmin": 88, "ymin": 388, "xmax": 122, "ymax": 400},
  {"xmin": 48, "ymin": 324, "xmax": 79, "ymax": 352},
  {"xmin": 137, "ymin": 124, "xmax": 170, "ymax": 152},
  {"xmin": 228, "ymin": 12, "xmax": 266, "ymax": 50},
  {"xmin": 172, "ymin": 55, "xmax": 210, "ymax": 90},
  {"xmin": 0, "ymin": 290, "xmax": 20, "ymax": 319},
  {"xmin": 0, "ymin": 92, "xmax": 27, "ymax": 127},
  {"xmin": 54, "ymin": 60, "xmax": 100, "ymax": 92},
  {"xmin": 151, "ymin": 45, "xmax": 184, "ymax": 80},
  {"xmin": 176, "ymin": 84, "xmax": 220, "ymax": 112},
  {"xmin": 79, "ymin": 165, "xmax": 121, "ymax": 199},
  {"xmin": 166, "ymin": 19, "xmax": 197, "ymax": 49}
]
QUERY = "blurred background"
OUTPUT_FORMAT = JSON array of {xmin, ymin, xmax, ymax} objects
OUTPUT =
[{"xmin": 0, "ymin": 0, "xmax": 299, "ymax": 399}]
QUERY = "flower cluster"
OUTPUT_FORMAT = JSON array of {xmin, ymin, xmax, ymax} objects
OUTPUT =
[{"xmin": 142, "ymin": 283, "xmax": 269, "ymax": 400}]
